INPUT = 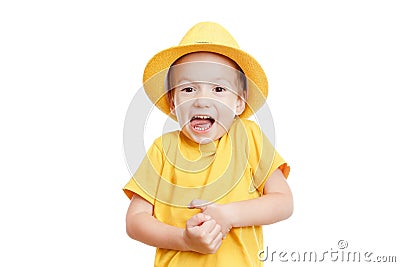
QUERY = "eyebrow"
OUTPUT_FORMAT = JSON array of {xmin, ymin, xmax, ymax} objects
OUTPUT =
[
  {"xmin": 170, "ymin": 79, "xmax": 194, "ymax": 89},
  {"xmin": 214, "ymin": 78, "xmax": 236, "ymax": 88},
  {"xmin": 171, "ymin": 77, "xmax": 238, "ymax": 88}
]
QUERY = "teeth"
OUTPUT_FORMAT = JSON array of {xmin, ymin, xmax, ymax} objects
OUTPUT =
[
  {"xmin": 194, "ymin": 125, "xmax": 210, "ymax": 131},
  {"xmin": 192, "ymin": 115, "xmax": 211, "ymax": 120},
  {"xmin": 190, "ymin": 115, "xmax": 215, "ymax": 132}
]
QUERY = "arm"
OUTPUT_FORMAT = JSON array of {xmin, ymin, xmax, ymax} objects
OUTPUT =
[
  {"xmin": 126, "ymin": 193, "xmax": 223, "ymax": 254},
  {"xmin": 192, "ymin": 168, "xmax": 293, "ymax": 232},
  {"xmin": 228, "ymin": 168, "xmax": 293, "ymax": 227}
]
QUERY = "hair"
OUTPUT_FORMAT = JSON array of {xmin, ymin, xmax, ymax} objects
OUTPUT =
[{"xmin": 165, "ymin": 52, "xmax": 248, "ymax": 105}]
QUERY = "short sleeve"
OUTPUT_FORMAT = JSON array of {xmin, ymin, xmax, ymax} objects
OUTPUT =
[
  {"xmin": 243, "ymin": 120, "xmax": 290, "ymax": 192},
  {"xmin": 123, "ymin": 140, "xmax": 164, "ymax": 205},
  {"xmin": 255, "ymin": 146, "xmax": 290, "ymax": 193}
]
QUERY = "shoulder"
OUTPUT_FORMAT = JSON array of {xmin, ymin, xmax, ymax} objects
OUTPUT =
[
  {"xmin": 152, "ymin": 130, "xmax": 180, "ymax": 151},
  {"xmin": 242, "ymin": 118, "xmax": 261, "ymax": 131},
  {"xmin": 231, "ymin": 118, "xmax": 261, "ymax": 130},
  {"xmin": 230, "ymin": 118, "xmax": 262, "ymax": 139}
]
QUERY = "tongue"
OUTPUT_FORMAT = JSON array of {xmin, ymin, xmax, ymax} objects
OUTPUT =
[{"xmin": 190, "ymin": 119, "xmax": 213, "ymax": 129}]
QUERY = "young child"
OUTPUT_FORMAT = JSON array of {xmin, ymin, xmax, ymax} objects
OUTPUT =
[{"xmin": 123, "ymin": 22, "xmax": 293, "ymax": 266}]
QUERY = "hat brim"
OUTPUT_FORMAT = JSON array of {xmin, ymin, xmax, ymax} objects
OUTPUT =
[{"xmin": 143, "ymin": 43, "xmax": 268, "ymax": 120}]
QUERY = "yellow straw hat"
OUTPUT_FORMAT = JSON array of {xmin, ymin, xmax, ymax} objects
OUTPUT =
[{"xmin": 143, "ymin": 22, "xmax": 268, "ymax": 119}]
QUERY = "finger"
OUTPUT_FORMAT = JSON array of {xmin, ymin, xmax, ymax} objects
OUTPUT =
[
  {"xmin": 208, "ymin": 224, "xmax": 222, "ymax": 242},
  {"xmin": 198, "ymin": 219, "xmax": 218, "ymax": 236},
  {"xmin": 186, "ymin": 213, "xmax": 211, "ymax": 228},
  {"xmin": 200, "ymin": 220, "xmax": 221, "ymax": 243},
  {"xmin": 202, "ymin": 218, "xmax": 217, "ymax": 229},
  {"xmin": 209, "ymin": 231, "xmax": 223, "ymax": 252},
  {"xmin": 222, "ymin": 227, "xmax": 231, "ymax": 239},
  {"xmin": 199, "ymin": 221, "xmax": 222, "ymax": 253},
  {"xmin": 188, "ymin": 199, "xmax": 209, "ymax": 211}
]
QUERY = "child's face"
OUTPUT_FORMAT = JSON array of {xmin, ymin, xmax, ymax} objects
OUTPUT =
[{"xmin": 168, "ymin": 52, "xmax": 246, "ymax": 144}]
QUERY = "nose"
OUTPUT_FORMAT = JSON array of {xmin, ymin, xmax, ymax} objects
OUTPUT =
[
  {"xmin": 193, "ymin": 97, "xmax": 211, "ymax": 108},
  {"xmin": 193, "ymin": 87, "xmax": 211, "ymax": 108}
]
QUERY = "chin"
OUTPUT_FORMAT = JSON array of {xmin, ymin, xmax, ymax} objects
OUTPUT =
[
  {"xmin": 191, "ymin": 134, "xmax": 215, "ymax": 144},
  {"xmin": 180, "ymin": 128, "xmax": 213, "ymax": 144}
]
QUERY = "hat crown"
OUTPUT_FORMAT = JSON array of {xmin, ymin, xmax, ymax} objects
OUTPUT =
[{"xmin": 179, "ymin": 22, "xmax": 240, "ymax": 48}]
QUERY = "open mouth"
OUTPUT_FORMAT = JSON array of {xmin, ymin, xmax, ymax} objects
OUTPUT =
[{"xmin": 189, "ymin": 115, "xmax": 215, "ymax": 132}]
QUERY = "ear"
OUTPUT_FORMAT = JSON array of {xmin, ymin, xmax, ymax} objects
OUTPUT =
[
  {"xmin": 167, "ymin": 90, "xmax": 176, "ymax": 116},
  {"xmin": 235, "ymin": 95, "xmax": 246, "ymax": 116}
]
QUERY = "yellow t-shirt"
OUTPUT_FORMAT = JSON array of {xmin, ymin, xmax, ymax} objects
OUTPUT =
[{"xmin": 123, "ymin": 119, "xmax": 290, "ymax": 267}]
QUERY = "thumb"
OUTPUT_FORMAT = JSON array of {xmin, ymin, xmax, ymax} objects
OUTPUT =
[
  {"xmin": 188, "ymin": 199, "xmax": 209, "ymax": 211},
  {"xmin": 186, "ymin": 213, "xmax": 211, "ymax": 228}
]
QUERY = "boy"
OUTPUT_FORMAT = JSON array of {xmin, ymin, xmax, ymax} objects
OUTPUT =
[{"xmin": 123, "ymin": 22, "xmax": 293, "ymax": 266}]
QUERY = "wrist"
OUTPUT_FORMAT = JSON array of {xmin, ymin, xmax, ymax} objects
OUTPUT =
[
  {"xmin": 222, "ymin": 203, "xmax": 236, "ymax": 228},
  {"xmin": 181, "ymin": 228, "xmax": 191, "ymax": 252}
]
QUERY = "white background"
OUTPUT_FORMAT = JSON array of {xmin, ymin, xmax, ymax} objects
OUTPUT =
[{"xmin": 1, "ymin": 0, "xmax": 399, "ymax": 266}]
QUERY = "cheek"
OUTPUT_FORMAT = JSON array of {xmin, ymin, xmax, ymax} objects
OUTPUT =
[
  {"xmin": 173, "ymin": 101, "xmax": 193, "ymax": 124},
  {"xmin": 217, "ymin": 98, "xmax": 240, "ymax": 113},
  {"xmin": 171, "ymin": 94, "xmax": 187, "ymax": 114},
  {"xmin": 215, "ymin": 103, "xmax": 237, "ymax": 127}
]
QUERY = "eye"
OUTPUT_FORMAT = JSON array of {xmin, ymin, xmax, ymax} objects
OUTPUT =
[
  {"xmin": 214, "ymin": 86, "xmax": 227, "ymax": 93},
  {"xmin": 180, "ymin": 87, "xmax": 195, "ymax": 93}
]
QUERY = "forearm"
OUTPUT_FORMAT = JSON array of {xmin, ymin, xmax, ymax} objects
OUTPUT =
[
  {"xmin": 126, "ymin": 212, "xmax": 189, "ymax": 251},
  {"xmin": 225, "ymin": 192, "xmax": 293, "ymax": 228}
]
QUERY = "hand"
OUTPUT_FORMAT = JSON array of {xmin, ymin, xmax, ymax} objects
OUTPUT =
[
  {"xmin": 189, "ymin": 199, "xmax": 233, "ymax": 239},
  {"xmin": 183, "ymin": 213, "xmax": 223, "ymax": 254}
]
